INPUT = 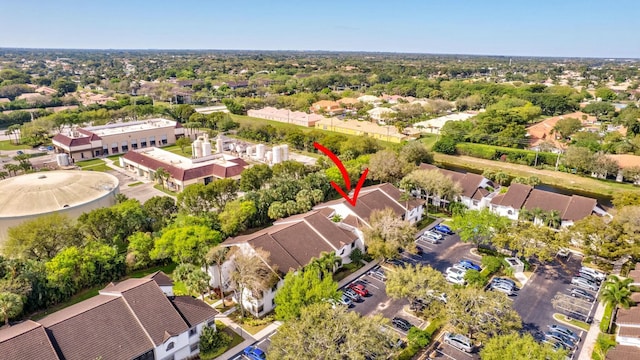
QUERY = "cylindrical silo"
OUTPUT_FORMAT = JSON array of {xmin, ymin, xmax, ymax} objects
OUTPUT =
[
  {"xmin": 265, "ymin": 151, "xmax": 273, "ymax": 164},
  {"xmin": 246, "ymin": 145, "xmax": 253, "ymax": 157},
  {"xmin": 272, "ymin": 146, "xmax": 281, "ymax": 164},
  {"xmin": 281, "ymin": 144, "xmax": 289, "ymax": 161},
  {"xmin": 56, "ymin": 153, "xmax": 70, "ymax": 166},
  {"xmin": 216, "ymin": 135, "xmax": 224, "ymax": 153},
  {"xmin": 192, "ymin": 138, "xmax": 203, "ymax": 158},
  {"xmin": 202, "ymin": 139, "xmax": 212, "ymax": 157},
  {"xmin": 256, "ymin": 144, "xmax": 265, "ymax": 160}
]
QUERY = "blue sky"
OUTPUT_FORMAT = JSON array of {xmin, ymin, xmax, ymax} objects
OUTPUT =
[{"xmin": 2, "ymin": 0, "xmax": 639, "ymax": 58}]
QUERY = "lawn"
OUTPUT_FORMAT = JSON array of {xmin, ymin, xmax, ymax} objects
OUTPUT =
[
  {"xmin": 199, "ymin": 321, "xmax": 245, "ymax": 360},
  {"xmin": 227, "ymin": 312, "xmax": 274, "ymax": 335},
  {"xmin": 75, "ymin": 159, "xmax": 105, "ymax": 167},
  {"xmin": 553, "ymin": 313, "xmax": 590, "ymax": 331},
  {"xmin": 81, "ymin": 164, "xmax": 112, "ymax": 172},
  {"xmin": 0, "ymin": 140, "xmax": 30, "ymax": 150},
  {"xmin": 128, "ymin": 181, "xmax": 144, "ymax": 187},
  {"xmin": 434, "ymin": 153, "xmax": 635, "ymax": 199},
  {"xmin": 128, "ymin": 263, "xmax": 177, "ymax": 278},
  {"xmin": 154, "ymin": 184, "xmax": 178, "ymax": 196},
  {"xmin": 332, "ymin": 262, "xmax": 364, "ymax": 282},
  {"xmin": 418, "ymin": 134, "xmax": 438, "ymax": 150}
]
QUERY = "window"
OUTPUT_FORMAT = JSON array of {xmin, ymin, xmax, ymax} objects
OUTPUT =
[
  {"xmin": 166, "ymin": 342, "xmax": 175, "ymax": 351},
  {"xmin": 190, "ymin": 342, "xmax": 199, "ymax": 352},
  {"xmin": 472, "ymin": 200, "xmax": 479, "ymax": 206},
  {"xmin": 80, "ymin": 153, "xmax": 85, "ymax": 159},
  {"xmin": 351, "ymin": 242, "xmax": 355, "ymax": 248},
  {"xmin": 207, "ymin": 320, "xmax": 215, "ymax": 327},
  {"xmin": 140, "ymin": 138, "xmax": 147, "ymax": 147},
  {"xmin": 149, "ymin": 136, "xmax": 156, "ymax": 146},
  {"xmin": 507, "ymin": 210, "xmax": 513, "ymax": 215},
  {"xmin": 132, "ymin": 143, "xmax": 138, "ymax": 149},
  {"xmin": 161, "ymin": 134, "xmax": 168, "ymax": 145},
  {"xmin": 272, "ymin": 298, "xmax": 275, "ymax": 306},
  {"xmin": 189, "ymin": 327, "xmax": 197, "ymax": 337}
]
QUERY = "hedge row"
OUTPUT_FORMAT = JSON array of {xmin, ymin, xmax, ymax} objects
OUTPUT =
[{"xmin": 455, "ymin": 142, "xmax": 558, "ymax": 167}]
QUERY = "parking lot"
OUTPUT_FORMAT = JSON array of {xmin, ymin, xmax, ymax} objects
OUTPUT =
[{"xmin": 338, "ymin": 228, "xmax": 600, "ymax": 360}]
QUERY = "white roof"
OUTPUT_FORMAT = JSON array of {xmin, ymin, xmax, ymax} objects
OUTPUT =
[
  {"xmin": 0, "ymin": 171, "xmax": 119, "ymax": 217},
  {"xmin": 413, "ymin": 112, "xmax": 475, "ymax": 130},
  {"xmin": 133, "ymin": 147, "xmax": 241, "ymax": 170},
  {"xmin": 85, "ymin": 118, "xmax": 177, "ymax": 137}
]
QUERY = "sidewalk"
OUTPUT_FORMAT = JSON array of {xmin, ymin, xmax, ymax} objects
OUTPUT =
[
  {"xmin": 337, "ymin": 260, "xmax": 382, "ymax": 288},
  {"xmin": 102, "ymin": 157, "xmax": 147, "ymax": 182}
]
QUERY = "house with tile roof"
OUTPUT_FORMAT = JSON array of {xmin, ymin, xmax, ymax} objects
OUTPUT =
[
  {"xmin": 313, "ymin": 183, "xmax": 425, "ymax": 226},
  {"xmin": 418, "ymin": 163, "xmax": 497, "ymax": 210},
  {"xmin": 0, "ymin": 272, "xmax": 218, "ymax": 360},
  {"xmin": 210, "ymin": 209, "xmax": 363, "ymax": 317},
  {"xmin": 121, "ymin": 146, "xmax": 248, "ymax": 192},
  {"xmin": 489, "ymin": 183, "xmax": 608, "ymax": 226},
  {"xmin": 310, "ymin": 100, "xmax": 343, "ymax": 115},
  {"xmin": 613, "ymin": 285, "xmax": 640, "ymax": 351},
  {"xmin": 52, "ymin": 118, "xmax": 184, "ymax": 161},
  {"xmin": 209, "ymin": 183, "xmax": 423, "ymax": 318}
]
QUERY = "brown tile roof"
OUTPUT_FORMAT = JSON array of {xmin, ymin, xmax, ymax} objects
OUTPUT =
[
  {"xmin": 617, "ymin": 307, "xmax": 640, "ymax": 326},
  {"xmin": 419, "ymin": 163, "xmax": 486, "ymax": 198},
  {"xmin": 563, "ymin": 195, "xmax": 597, "ymax": 221},
  {"xmin": 146, "ymin": 271, "xmax": 174, "ymax": 286},
  {"xmin": 628, "ymin": 270, "xmax": 640, "ymax": 284},
  {"xmin": 224, "ymin": 210, "xmax": 359, "ymax": 273},
  {"xmin": 609, "ymin": 154, "xmax": 640, "ymax": 169},
  {"xmin": 522, "ymin": 189, "xmax": 571, "ymax": 214},
  {"xmin": 491, "ymin": 183, "xmax": 533, "ymax": 209},
  {"xmin": 631, "ymin": 292, "xmax": 640, "ymax": 303},
  {"xmin": 619, "ymin": 326, "xmax": 640, "ymax": 338},
  {"xmin": 101, "ymin": 278, "xmax": 189, "ymax": 345},
  {"xmin": 607, "ymin": 345, "xmax": 640, "ymax": 360},
  {"xmin": 0, "ymin": 320, "xmax": 59, "ymax": 360},
  {"xmin": 170, "ymin": 296, "xmax": 218, "ymax": 327},
  {"xmin": 39, "ymin": 295, "xmax": 154, "ymax": 360}
]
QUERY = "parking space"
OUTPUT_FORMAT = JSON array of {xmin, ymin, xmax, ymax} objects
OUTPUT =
[{"xmin": 512, "ymin": 255, "xmax": 600, "ymax": 359}]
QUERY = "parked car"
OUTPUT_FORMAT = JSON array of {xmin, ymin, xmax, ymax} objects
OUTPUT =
[
  {"xmin": 38, "ymin": 146, "xmax": 48, "ymax": 151},
  {"xmin": 446, "ymin": 273, "xmax": 466, "ymax": 285},
  {"xmin": 577, "ymin": 270, "xmax": 600, "ymax": 284},
  {"xmin": 490, "ymin": 281, "xmax": 515, "ymax": 295},
  {"xmin": 571, "ymin": 276, "xmax": 598, "ymax": 291},
  {"xmin": 409, "ymin": 299, "xmax": 426, "ymax": 312},
  {"xmin": 386, "ymin": 259, "xmax": 406, "ymax": 268},
  {"xmin": 580, "ymin": 266, "xmax": 607, "ymax": 281},
  {"xmin": 343, "ymin": 288, "xmax": 362, "ymax": 302},
  {"xmin": 543, "ymin": 338, "xmax": 571, "ymax": 352},
  {"xmin": 446, "ymin": 266, "xmax": 466, "ymax": 277},
  {"xmin": 421, "ymin": 231, "xmax": 443, "ymax": 243},
  {"xmin": 348, "ymin": 283, "xmax": 370, "ymax": 297},
  {"xmin": 47, "ymin": 145, "xmax": 54, "ymax": 151},
  {"xmin": 548, "ymin": 324, "xmax": 580, "ymax": 344},
  {"xmin": 571, "ymin": 288, "xmax": 595, "ymax": 302},
  {"xmin": 458, "ymin": 260, "xmax": 481, "ymax": 272},
  {"xmin": 491, "ymin": 277, "xmax": 517, "ymax": 289},
  {"xmin": 544, "ymin": 331, "xmax": 576, "ymax": 350},
  {"xmin": 433, "ymin": 224, "xmax": 454, "ymax": 235},
  {"xmin": 443, "ymin": 332, "xmax": 474, "ymax": 353},
  {"xmin": 369, "ymin": 269, "xmax": 387, "ymax": 281},
  {"xmin": 339, "ymin": 294, "xmax": 353, "ymax": 307},
  {"xmin": 16, "ymin": 150, "xmax": 24, "ymax": 155},
  {"xmin": 392, "ymin": 317, "xmax": 413, "ymax": 332},
  {"xmin": 243, "ymin": 346, "xmax": 267, "ymax": 360}
]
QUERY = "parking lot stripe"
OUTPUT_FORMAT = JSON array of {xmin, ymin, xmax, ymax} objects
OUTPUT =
[{"xmin": 359, "ymin": 278, "xmax": 380, "ymax": 290}]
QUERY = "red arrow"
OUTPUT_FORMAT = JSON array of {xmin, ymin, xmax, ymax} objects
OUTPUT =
[{"xmin": 314, "ymin": 142, "xmax": 368, "ymax": 206}]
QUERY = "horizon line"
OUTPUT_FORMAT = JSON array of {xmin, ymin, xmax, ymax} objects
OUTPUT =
[{"xmin": 0, "ymin": 47, "xmax": 638, "ymax": 61}]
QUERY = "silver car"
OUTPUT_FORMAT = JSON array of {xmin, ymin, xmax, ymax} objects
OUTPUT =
[
  {"xmin": 571, "ymin": 276, "xmax": 598, "ymax": 291},
  {"xmin": 444, "ymin": 332, "xmax": 474, "ymax": 353},
  {"xmin": 421, "ymin": 231, "xmax": 443, "ymax": 244},
  {"xmin": 490, "ymin": 281, "xmax": 515, "ymax": 295},
  {"xmin": 368, "ymin": 269, "xmax": 387, "ymax": 281}
]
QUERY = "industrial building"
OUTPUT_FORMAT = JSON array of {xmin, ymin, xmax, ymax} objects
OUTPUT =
[
  {"xmin": 52, "ymin": 118, "xmax": 184, "ymax": 161},
  {"xmin": 120, "ymin": 134, "xmax": 249, "ymax": 192}
]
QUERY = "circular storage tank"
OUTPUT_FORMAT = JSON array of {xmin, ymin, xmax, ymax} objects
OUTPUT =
[
  {"xmin": 281, "ymin": 144, "xmax": 289, "ymax": 161},
  {"xmin": 256, "ymin": 144, "xmax": 265, "ymax": 159},
  {"xmin": 265, "ymin": 151, "xmax": 272, "ymax": 164},
  {"xmin": 202, "ymin": 140, "xmax": 212, "ymax": 157},
  {"xmin": 56, "ymin": 153, "xmax": 70, "ymax": 166},
  {"xmin": 0, "ymin": 170, "xmax": 120, "ymax": 244},
  {"xmin": 192, "ymin": 138, "xmax": 203, "ymax": 158},
  {"xmin": 272, "ymin": 146, "xmax": 281, "ymax": 164}
]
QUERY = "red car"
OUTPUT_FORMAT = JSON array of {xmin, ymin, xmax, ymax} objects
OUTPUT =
[{"xmin": 348, "ymin": 283, "xmax": 369, "ymax": 297}]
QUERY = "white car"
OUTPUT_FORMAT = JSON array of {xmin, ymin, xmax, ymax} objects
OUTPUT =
[
  {"xmin": 571, "ymin": 276, "xmax": 598, "ymax": 291},
  {"xmin": 490, "ymin": 281, "xmax": 515, "ymax": 295},
  {"xmin": 420, "ymin": 231, "xmax": 443, "ymax": 243},
  {"xmin": 444, "ymin": 332, "xmax": 474, "ymax": 353},
  {"xmin": 446, "ymin": 273, "xmax": 466, "ymax": 285},
  {"xmin": 580, "ymin": 266, "xmax": 607, "ymax": 281},
  {"xmin": 446, "ymin": 266, "xmax": 467, "ymax": 277}
]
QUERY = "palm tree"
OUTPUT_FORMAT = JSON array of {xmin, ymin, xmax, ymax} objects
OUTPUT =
[
  {"xmin": 600, "ymin": 275, "xmax": 634, "ymax": 310},
  {"xmin": 154, "ymin": 167, "xmax": 170, "ymax": 190},
  {"xmin": 0, "ymin": 171, "xmax": 7, "ymax": 180},
  {"xmin": 307, "ymin": 252, "xmax": 342, "ymax": 279},
  {"xmin": 545, "ymin": 210, "xmax": 562, "ymax": 229},
  {"xmin": 493, "ymin": 172, "xmax": 510, "ymax": 186},
  {"xmin": 530, "ymin": 208, "xmax": 545, "ymax": 225},
  {"xmin": 3, "ymin": 164, "xmax": 19, "ymax": 176},
  {"xmin": 518, "ymin": 208, "xmax": 533, "ymax": 222},
  {"xmin": 206, "ymin": 245, "xmax": 229, "ymax": 298}
]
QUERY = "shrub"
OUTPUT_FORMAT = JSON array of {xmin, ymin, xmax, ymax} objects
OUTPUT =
[
  {"xmin": 407, "ymin": 327, "xmax": 431, "ymax": 347},
  {"xmin": 481, "ymin": 256, "xmax": 503, "ymax": 274},
  {"xmin": 199, "ymin": 326, "xmax": 232, "ymax": 354},
  {"xmin": 601, "ymin": 303, "xmax": 614, "ymax": 333},
  {"xmin": 464, "ymin": 270, "xmax": 488, "ymax": 288},
  {"xmin": 349, "ymin": 248, "xmax": 364, "ymax": 263},
  {"xmin": 432, "ymin": 137, "xmax": 458, "ymax": 154}
]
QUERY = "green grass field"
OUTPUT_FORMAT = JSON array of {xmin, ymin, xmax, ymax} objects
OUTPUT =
[{"xmin": 0, "ymin": 140, "xmax": 31, "ymax": 150}]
